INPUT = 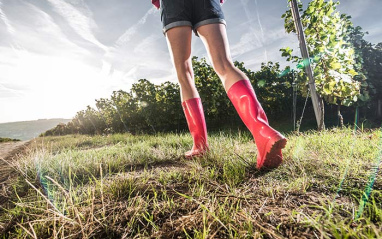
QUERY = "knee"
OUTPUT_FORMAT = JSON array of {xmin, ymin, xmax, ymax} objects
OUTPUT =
[
  {"xmin": 212, "ymin": 58, "xmax": 235, "ymax": 78},
  {"xmin": 175, "ymin": 62, "xmax": 194, "ymax": 86}
]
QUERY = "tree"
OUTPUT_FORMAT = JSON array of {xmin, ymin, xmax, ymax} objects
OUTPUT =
[
  {"xmin": 252, "ymin": 62, "xmax": 294, "ymax": 117},
  {"xmin": 42, "ymin": 57, "xmax": 298, "ymax": 136},
  {"xmin": 96, "ymin": 98, "xmax": 123, "ymax": 133},
  {"xmin": 281, "ymin": 0, "xmax": 367, "ymax": 127},
  {"xmin": 365, "ymin": 43, "xmax": 382, "ymax": 118},
  {"xmin": 154, "ymin": 81, "xmax": 184, "ymax": 132},
  {"xmin": 345, "ymin": 23, "xmax": 382, "ymax": 119},
  {"xmin": 192, "ymin": 56, "xmax": 228, "ymax": 127}
]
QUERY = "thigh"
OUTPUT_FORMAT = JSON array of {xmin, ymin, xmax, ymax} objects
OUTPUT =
[
  {"xmin": 192, "ymin": 0, "xmax": 226, "ymax": 36},
  {"xmin": 196, "ymin": 23, "xmax": 232, "ymax": 72},
  {"xmin": 165, "ymin": 26, "xmax": 193, "ymax": 72},
  {"xmin": 161, "ymin": 0, "xmax": 192, "ymax": 35}
]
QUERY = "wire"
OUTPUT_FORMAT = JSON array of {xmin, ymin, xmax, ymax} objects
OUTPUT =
[
  {"xmin": 296, "ymin": 87, "xmax": 310, "ymax": 132},
  {"xmin": 292, "ymin": 70, "xmax": 298, "ymax": 131}
]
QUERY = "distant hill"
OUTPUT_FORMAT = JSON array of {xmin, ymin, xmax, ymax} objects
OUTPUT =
[{"xmin": 0, "ymin": 119, "xmax": 71, "ymax": 141}]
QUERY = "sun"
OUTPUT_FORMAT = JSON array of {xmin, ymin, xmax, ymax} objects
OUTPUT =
[{"xmin": 6, "ymin": 52, "xmax": 112, "ymax": 121}]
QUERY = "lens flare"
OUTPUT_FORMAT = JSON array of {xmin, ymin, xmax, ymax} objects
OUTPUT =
[{"xmin": 356, "ymin": 124, "xmax": 382, "ymax": 220}]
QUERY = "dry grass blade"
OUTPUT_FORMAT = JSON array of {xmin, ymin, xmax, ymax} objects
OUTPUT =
[
  {"xmin": 24, "ymin": 179, "xmax": 73, "ymax": 222},
  {"xmin": 16, "ymin": 222, "xmax": 37, "ymax": 239},
  {"xmin": 44, "ymin": 175, "xmax": 88, "ymax": 238},
  {"xmin": 238, "ymin": 212, "xmax": 285, "ymax": 239},
  {"xmin": 174, "ymin": 189, "xmax": 228, "ymax": 231}
]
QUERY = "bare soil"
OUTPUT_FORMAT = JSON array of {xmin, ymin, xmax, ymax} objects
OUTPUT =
[
  {"xmin": 0, "ymin": 141, "xmax": 29, "ymax": 160},
  {"xmin": 0, "ymin": 140, "xmax": 31, "ymax": 205}
]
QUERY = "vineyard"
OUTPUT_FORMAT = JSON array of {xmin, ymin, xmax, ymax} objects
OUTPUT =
[
  {"xmin": 42, "ymin": 58, "xmax": 299, "ymax": 136},
  {"xmin": 1, "ymin": 0, "xmax": 382, "ymax": 238},
  {"xmin": 41, "ymin": 0, "xmax": 382, "ymax": 137}
]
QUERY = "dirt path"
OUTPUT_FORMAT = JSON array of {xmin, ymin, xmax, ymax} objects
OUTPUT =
[
  {"xmin": 0, "ymin": 141, "xmax": 29, "ymax": 160},
  {"xmin": 0, "ymin": 140, "xmax": 31, "ymax": 205}
]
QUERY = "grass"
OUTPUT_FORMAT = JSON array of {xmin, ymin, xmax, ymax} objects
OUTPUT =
[{"xmin": 0, "ymin": 127, "xmax": 381, "ymax": 238}]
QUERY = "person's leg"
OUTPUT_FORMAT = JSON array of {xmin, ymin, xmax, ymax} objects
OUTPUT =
[
  {"xmin": 196, "ymin": 23, "xmax": 286, "ymax": 169},
  {"xmin": 196, "ymin": 23, "xmax": 268, "ymax": 123},
  {"xmin": 195, "ymin": 24, "xmax": 246, "ymax": 92},
  {"xmin": 165, "ymin": 26, "xmax": 209, "ymax": 158},
  {"xmin": 165, "ymin": 26, "xmax": 198, "ymax": 102}
]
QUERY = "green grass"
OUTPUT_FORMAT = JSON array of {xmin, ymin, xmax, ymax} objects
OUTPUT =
[{"xmin": 0, "ymin": 127, "xmax": 381, "ymax": 238}]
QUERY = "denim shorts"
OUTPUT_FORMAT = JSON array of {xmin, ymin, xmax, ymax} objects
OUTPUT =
[{"xmin": 160, "ymin": 0, "xmax": 226, "ymax": 37}]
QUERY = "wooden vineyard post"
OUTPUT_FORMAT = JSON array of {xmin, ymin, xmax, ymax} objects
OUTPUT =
[{"xmin": 290, "ymin": 0, "xmax": 325, "ymax": 130}]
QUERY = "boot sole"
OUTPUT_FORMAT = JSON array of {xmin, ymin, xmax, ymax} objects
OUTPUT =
[{"xmin": 257, "ymin": 135, "xmax": 287, "ymax": 170}]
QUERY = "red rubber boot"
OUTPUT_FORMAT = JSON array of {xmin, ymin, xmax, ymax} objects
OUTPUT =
[
  {"xmin": 182, "ymin": 98, "xmax": 210, "ymax": 158},
  {"xmin": 255, "ymin": 98, "xmax": 283, "ymax": 167},
  {"xmin": 227, "ymin": 80, "xmax": 287, "ymax": 169}
]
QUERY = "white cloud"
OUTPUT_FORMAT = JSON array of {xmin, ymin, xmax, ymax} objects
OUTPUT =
[
  {"xmin": 103, "ymin": 7, "xmax": 172, "ymax": 85},
  {"xmin": 0, "ymin": 0, "xmax": 15, "ymax": 34},
  {"xmin": 19, "ymin": 3, "xmax": 89, "ymax": 56},
  {"xmin": 230, "ymin": 0, "xmax": 265, "ymax": 59},
  {"xmin": 46, "ymin": 0, "xmax": 108, "ymax": 51},
  {"xmin": 133, "ymin": 34, "xmax": 161, "ymax": 55},
  {"xmin": 254, "ymin": 0, "xmax": 265, "ymax": 43},
  {"xmin": 336, "ymin": 0, "xmax": 373, "ymax": 19},
  {"xmin": 231, "ymin": 30, "xmax": 263, "ymax": 59},
  {"xmin": 239, "ymin": 0, "xmax": 261, "ymax": 43},
  {"xmin": 115, "ymin": 8, "xmax": 157, "ymax": 47},
  {"xmin": 0, "ymin": 1, "xmax": 92, "ymax": 83},
  {"xmin": 100, "ymin": 60, "xmax": 112, "ymax": 77},
  {"xmin": 0, "ymin": 50, "xmax": 121, "ymax": 122},
  {"xmin": 1, "ymin": 0, "xmax": 379, "ymax": 123},
  {"xmin": 365, "ymin": 24, "xmax": 382, "ymax": 44},
  {"xmin": 0, "ymin": 83, "xmax": 24, "ymax": 98}
]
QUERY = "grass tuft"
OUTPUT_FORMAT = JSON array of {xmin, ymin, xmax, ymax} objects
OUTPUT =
[{"xmin": 0, "ymin": 127, "xmax": 380, "ymax": 238}]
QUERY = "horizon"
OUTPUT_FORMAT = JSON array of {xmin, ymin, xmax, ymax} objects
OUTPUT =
[
  {"xmin": 0, "ymin": 117, "xmax": 71, "ymax": 125},
  {"xmin": 1, "ymin": 0, "xmax": 381, "ymax": 124}
]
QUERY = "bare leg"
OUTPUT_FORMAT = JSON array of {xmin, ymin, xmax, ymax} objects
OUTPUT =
[
  {"xmin": 197, "ymin": 23, "xmax": 286, "ymax": 169},
  {"xmin": 165, "ymin": 26, "xmax": 209, "ymax": 158},
  {"xmin": 165, "ymin": 26, "xmax": 199, "ymax": 101},
  {"xmin": 196, "ymin": 24, "xmax": 248, "ymax": 92}
]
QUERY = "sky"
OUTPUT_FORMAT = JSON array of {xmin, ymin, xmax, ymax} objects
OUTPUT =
[{"xmin": 0, "ymin": 0, "xmax": 381, "ymax": 123}]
